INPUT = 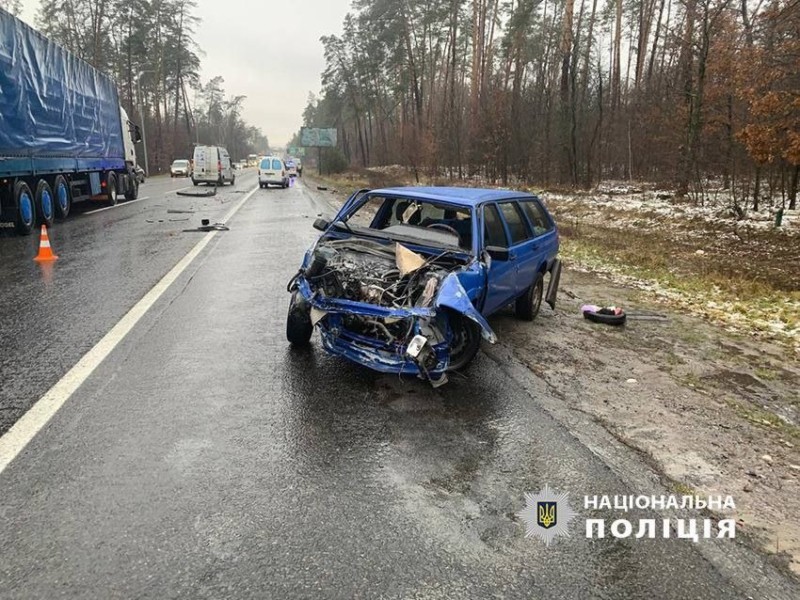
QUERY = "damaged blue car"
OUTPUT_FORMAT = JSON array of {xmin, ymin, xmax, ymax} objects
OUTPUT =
[{"xmin": 286, "ymin": 187, "xmax": 561, "ymax": 386}]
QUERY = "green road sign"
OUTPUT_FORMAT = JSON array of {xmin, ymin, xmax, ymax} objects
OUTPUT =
[{"xmin": 300, "ymin": 127, "xmax": 337, "ymax": 147}]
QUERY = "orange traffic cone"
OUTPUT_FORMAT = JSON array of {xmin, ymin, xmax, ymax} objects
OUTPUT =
[{"xmin": 34, "ymin": 225, "xmax": 59, "ymax": 262}]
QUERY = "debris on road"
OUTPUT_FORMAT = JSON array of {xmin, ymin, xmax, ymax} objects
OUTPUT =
[
  {"xmin": 183, "ymin": 219, "xmax": 230, "ymax": 232},
  {"xmin": 177, "ymin": 187, "xmax": 216, "ymax": 197}
]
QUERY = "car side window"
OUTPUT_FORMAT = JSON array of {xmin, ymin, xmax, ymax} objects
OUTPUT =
[
  {"xmin": 498, "ymin": 202, "xmax": 532, "ymax": 245},
  {"xmin": 483, "ymin": 204, "xmax": 508, "ymax": 248},
  {"xmin": 520, "ymin": 200, "xmax": 553, "ymax": 237}
]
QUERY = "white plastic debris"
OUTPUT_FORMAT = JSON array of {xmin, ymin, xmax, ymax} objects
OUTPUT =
[{"xmin": 406, "ymin": 335, "xmax": 428, "ymax": 358}]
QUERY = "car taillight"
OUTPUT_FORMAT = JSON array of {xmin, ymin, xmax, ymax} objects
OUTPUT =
[
  {"xmin": 282, "ymin": 171, "xmax": 285, "ymax": 176},
  {"xmin": 218, "ymin": 161, "xmax": 222, "ymax": 171}
]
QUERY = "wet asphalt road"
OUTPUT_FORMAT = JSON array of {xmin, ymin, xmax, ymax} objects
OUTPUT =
[{"xmin": 0, "ymin": 173, "xmax": 798, "ymax": 599}]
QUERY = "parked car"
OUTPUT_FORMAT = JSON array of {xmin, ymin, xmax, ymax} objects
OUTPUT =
[
  {"xmin": 258, "ymin": 156, "xmax": 288, "ymax": 188},
  {"xmin": 286, "ymin": 187, "xmax": 561, "ymax": 386},
  {"xmin": 285, "ymin": 159, "xmax": 298, "ymax": 177},
  {"xmin": 191, "ymin": 145, "xmax": 234, "ymax": 186},
  {"xmin": 135, "ymin": 165, "xmax": 146, "ymax": 183},
  {"xmin": 170, "ymin": 159, "xmax": 191, "ymax": 178}
]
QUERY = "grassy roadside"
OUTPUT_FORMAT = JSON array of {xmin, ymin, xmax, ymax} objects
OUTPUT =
[{"xmin": 552, "ymin": 212, "xmax": 800, "ymax": 358}]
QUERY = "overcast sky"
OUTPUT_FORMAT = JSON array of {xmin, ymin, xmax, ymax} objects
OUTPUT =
[{"xmin": 17, "ymin": 1, "xmax": 352, "ymax": 147}]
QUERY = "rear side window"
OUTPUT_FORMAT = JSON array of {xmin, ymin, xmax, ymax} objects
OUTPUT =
[
  {"xmin": 272, "ymin": 159, "xmax": 282, "ymax": 170},
  {"xmin": 520, "ymin": 200, "xmax": 553, "ymax": 237},
  {"xmin": 483, "ymin": 204, "xmax": 508, "ymax": 247},
  {"xmin": 498, "ymin": 202, "xmax": 532, "ymax": 245}
]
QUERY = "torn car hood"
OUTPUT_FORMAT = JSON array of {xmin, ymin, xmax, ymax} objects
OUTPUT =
[{"xmin": 435, "ymin": 274, "xmax": 497, "ymax": 343}]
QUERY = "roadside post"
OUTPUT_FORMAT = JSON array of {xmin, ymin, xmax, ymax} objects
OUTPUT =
[
  {"xmin": 300, "ymin": 127, "xmax": 338, "ymax": 178},
  {"xmin": 136, "ymin": 70, "xmax": 155, "ymax": 177}
]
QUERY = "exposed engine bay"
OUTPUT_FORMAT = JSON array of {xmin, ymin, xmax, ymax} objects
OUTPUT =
[
  {"xmin": 304, "ymin": 239, "xmax": 464, "ymax": 308},
  {"xmin": 297, "ymin": 238, "xmax": 478, "ymax": 386}
]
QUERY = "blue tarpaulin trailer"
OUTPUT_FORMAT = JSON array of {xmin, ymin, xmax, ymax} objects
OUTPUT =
[{"xmin": 0, "ymin": 7, "xmax": 140, "ymax": 234}]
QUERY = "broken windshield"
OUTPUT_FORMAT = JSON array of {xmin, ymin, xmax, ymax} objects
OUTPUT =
[{"xmin": 343, "ymin": 196, "xmax": 473, "ymax": 251}]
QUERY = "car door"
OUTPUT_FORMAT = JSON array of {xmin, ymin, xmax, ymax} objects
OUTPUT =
[
  {"xmin": 481, "ymin": 202, "xmax": 518, "ymax": 315},
  {"xmin": 519, "ymin": 198, "xmax": 558, "ymax": 270},
  {"xmin": 219, "ymin": 151, "xmax": 229, "ymax": 179},
  {"xmin": 497, "ymin": 200, "xmax": 538, "ymax": 296}
]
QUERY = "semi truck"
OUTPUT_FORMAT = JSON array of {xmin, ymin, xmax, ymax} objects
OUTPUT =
[{"xmin": 0, "ymin": 7, "xmax": 142, "ymax": 235}]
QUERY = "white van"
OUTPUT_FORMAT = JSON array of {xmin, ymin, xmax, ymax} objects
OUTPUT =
[
  {"xmin": 192, "ymin": 145, "xmax": 235, "ymax": 186},
  {"xmin": 258, "ymin": 156, "xmax": 288, "ymax": 189}
]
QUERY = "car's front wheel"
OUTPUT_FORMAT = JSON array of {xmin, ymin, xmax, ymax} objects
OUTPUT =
[
  {"xmin": 287, "ymin": 291, "xmax": 313, "ymax": 345},
  {"xmin": 516, "ymin": 272, "xmax": 544, "ymax": 321},
  {"xmin": 447, "ymin": 313, "xmax": 481, "ymax": 371}
]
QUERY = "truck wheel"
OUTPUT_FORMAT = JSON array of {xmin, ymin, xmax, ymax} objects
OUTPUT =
[
  {"xmin": 35, "ymin": 179, "xmax": 55, "ymax": 227},
  {"xmin": 53, "ymin": 175, "xmax": 71, "ymax": 219},
  {"xmin": 124, "ymin": 174, "xmax": 139, "ymax": 200},
  {"xmin": 14, "ymin": 181, "xmax": 36, "ymax": 235},
  {"xmin": 515, "ymin": 272, "xmax": 544, "ymax": 321},
  {"xmin": 286, "ymin": 291, "xmax": 313, "ymax": 346},
  {"xmin": 106, "ymin": 173, "xmax": 118, "ymax": 205}
]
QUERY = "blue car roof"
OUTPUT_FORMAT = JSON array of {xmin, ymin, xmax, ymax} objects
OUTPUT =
[{"xmin": 368, "ymin": 186, "xmax": 534, "ymax": 208}]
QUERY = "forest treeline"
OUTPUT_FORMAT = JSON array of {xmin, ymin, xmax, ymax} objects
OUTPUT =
[
  {"xmin": 302, "ymin": 0, "xmax": 799, "ymax": 208},
  {"xmin": 1, "ymin": 0, "xmax": 269, "ymax": 172}
]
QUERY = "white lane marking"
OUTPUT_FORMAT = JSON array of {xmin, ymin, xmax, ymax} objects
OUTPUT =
[
  {"xmin": 0, "ymin": 185, "xmax": 259, "ymax": 475},
  {"xmin": 83, "ymin": 197, "xmax": 150, "ymax": 215}
]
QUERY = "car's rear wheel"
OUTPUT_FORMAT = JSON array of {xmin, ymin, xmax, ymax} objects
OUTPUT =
[
  {"xmin": 447, "ymin": 313, "xmax": 481, "ymax": 371},
  {"xmin": 287, "ymin": 291, "xmax": 313, "ymax": 346},
  {"xmin": 515, "ymin": 272, "xmax": 544, "ymax": 321}
]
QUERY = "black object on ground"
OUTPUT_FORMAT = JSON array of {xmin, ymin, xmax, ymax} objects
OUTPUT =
[
  {"xmin": 582, "ymin": 304, "xmax": 627, "ymax": 326},
  {"xmin": 183, "ymin": 219, "xmax": 229, "ymax": 232},
  {"xmin": 177, "ymin": 187, "xmax": 216, "ymax": 197}
]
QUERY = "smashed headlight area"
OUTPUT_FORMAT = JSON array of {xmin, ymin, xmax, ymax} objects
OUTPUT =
[{"xmin": 288, "ymin": 239, "xmax": 488, "ymax": 386}]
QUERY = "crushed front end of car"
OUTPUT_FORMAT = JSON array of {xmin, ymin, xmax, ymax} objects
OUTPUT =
[{"xmin": 287, "ymin": 238, "xmax": 495, "ymax": 386}]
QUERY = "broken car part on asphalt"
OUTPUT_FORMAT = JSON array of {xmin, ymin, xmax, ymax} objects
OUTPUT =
[
  {"xmin": 286, "ymin": 187, "xmax": 561, "ymax": 386},
  {"xmin": 177, "ymin": 187, "xmax": 216, "ymax": 197}
]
